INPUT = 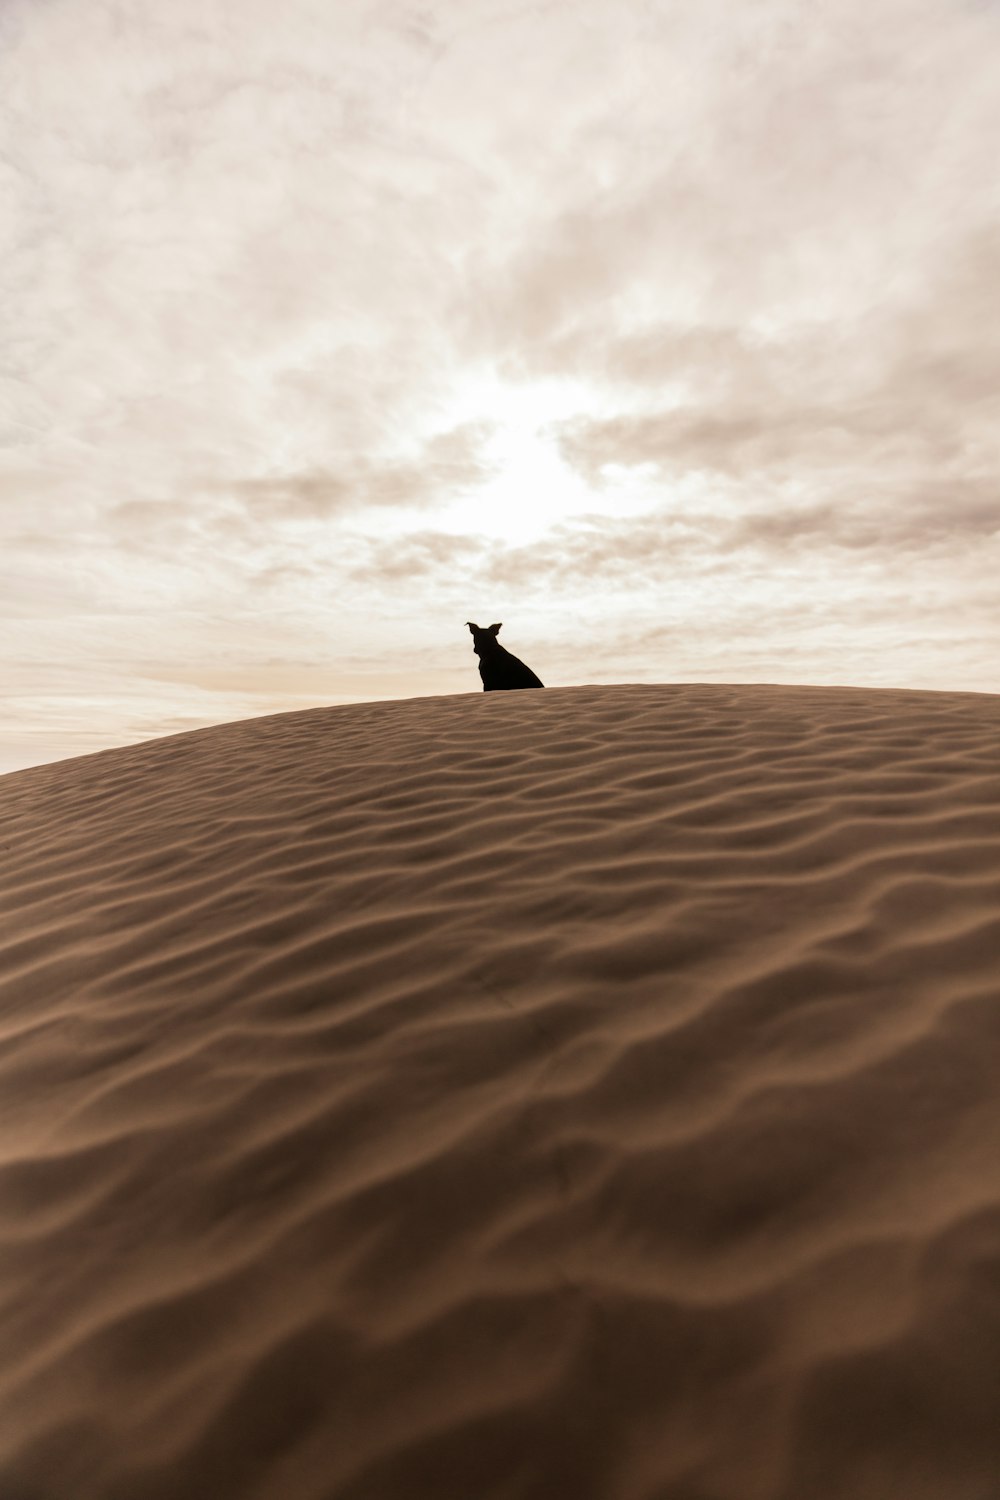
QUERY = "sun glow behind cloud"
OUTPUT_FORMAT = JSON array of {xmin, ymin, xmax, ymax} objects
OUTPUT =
[{"xmin": 427, "ymin": 375, "xmax": 626, "ymax": 544}]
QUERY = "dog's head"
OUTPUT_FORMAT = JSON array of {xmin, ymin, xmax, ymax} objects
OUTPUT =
[{"xmin": 466, "ymin": 622, "xmax": 502, "ymax": 657}]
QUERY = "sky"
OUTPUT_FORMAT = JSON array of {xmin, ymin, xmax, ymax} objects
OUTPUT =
[{"xmin": 3, "ymin": 0, "xmax": 1000, "ymax": 772}]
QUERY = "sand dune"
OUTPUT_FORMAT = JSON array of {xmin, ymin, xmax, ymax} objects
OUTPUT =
[{"xmin": 2, "ymin": 682, "xmax": 1000, "ymax": 1500}]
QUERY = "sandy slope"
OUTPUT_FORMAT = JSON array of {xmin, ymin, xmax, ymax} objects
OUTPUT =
[{"xmin": 2, "ymin": 682, "xmax": 1000, "ymax": 1500}]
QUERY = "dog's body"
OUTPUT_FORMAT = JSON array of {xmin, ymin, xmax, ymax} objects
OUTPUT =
[{"xmin": 466, "ymin": 622, "xmax": 544, "ymax": 691}]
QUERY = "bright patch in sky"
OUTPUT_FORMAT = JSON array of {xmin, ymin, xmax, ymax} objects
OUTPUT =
[
  {"xmin": 432, "ymin": 375, "xmax": 663, "ymax": 543},
  {"xmin": 432, "ymin": 376, "xmax": 592, "ymax": 542}
]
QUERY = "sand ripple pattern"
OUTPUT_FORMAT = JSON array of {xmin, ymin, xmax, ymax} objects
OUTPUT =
[{"xmin": 2, "ymin": 683, "xmax": 1000, "ymax": 1500}]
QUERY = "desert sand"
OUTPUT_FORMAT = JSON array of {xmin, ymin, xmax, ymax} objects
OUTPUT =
[{"xmin": 2, "ymin": 682, "xmax": 1000, "ymax": 1500}]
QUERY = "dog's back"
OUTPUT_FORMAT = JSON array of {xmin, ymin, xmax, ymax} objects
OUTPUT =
[{"xmin": 466, "ymin": 622, "xmax": 544, "ymax": 691}]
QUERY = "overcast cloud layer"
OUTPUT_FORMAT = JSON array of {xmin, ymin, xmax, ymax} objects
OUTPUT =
[{"xmin": 3, "ymin": 0, "xmax": 999, "ymax": 770}]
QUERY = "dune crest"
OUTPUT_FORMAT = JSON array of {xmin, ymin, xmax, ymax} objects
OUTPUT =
[{"xmin": 2, "ymin": 682, "xmax": 1000, "ymax": 1500}]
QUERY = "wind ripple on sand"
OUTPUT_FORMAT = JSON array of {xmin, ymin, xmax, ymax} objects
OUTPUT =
[{"xmin": 2, "ymin": 683, "xmax": 1000, "ymax": 1500}]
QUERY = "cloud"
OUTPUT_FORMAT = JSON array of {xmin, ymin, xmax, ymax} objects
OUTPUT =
[
  {"xmin": 347, "ymin": 527, "xmax": 483, "ymax": 587},
  {"xmin": 548, "ymin": 228, "xmax": 1000, "ymax": 577},
  {"xmin": 349, "ymin": 465, "xmax": 1000, "ymax": 613},
  {"xmin": 726, "ymin": 483, "xmax": 1000, "ymax": 555},
  {"xmin": 554, "ymin": 396, "xmax": 962, "ymax": 484},
  {"xmin": 226, "ymin": 418, "xmax": 496, "ymax": 520}
]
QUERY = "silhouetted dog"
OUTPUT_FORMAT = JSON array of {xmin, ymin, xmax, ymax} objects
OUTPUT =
[{"xmin": 466, "ymin": 622, "xmax": 544, "ymax": 691}]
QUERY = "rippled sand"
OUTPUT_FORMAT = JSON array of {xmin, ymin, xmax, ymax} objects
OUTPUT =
[{"xmin": 2, "ymin": 683, "xmax": 1000, "ymax": 1500}]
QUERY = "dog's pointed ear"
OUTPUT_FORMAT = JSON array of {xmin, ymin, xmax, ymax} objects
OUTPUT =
[
  {"xmin": 466, "ymin": 621, "xmax": 477, "ymax": 633},
  {"xmin": 489, "ymin": 623, "xmax": 502, "ymax": 636}
]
